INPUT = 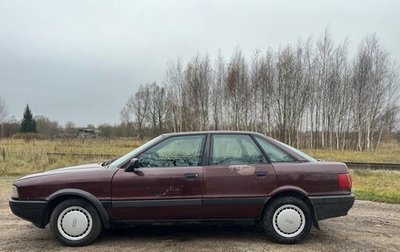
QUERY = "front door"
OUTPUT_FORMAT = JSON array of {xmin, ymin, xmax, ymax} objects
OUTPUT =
[
  {"xmin": 111, "ymin": 134, "xmax": 206, "ymax": 220},
  {"xmin": 203, "ymin": 133, "xmax": 276, "ymax": 219}
]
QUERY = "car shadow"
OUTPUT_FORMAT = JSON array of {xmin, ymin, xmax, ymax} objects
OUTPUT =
[
  {"xmin": 93, "ymin": 222, "xmax": 331, "ymax": 248},
  {"xmin": 98, "ymin": 222, "xmax": 267, "ymax": 242}
]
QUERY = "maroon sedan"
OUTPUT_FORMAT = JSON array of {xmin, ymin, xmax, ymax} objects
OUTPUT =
[{"xmin": 10, "ymin": 131, "xmax": 354, "ymax": 246}]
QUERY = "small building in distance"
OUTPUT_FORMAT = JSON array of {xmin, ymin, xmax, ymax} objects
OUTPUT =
[{"xmin": 77, "ymin": 128, "xmax": 99, "ymax": 138}]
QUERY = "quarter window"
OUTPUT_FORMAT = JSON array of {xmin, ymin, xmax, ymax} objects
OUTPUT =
[
  {"xmin": 254, "ymin": 136, "xmax": 296, "ymax": 162},
  {"xmin": 138, "ymin": 135, "xmax": 205, "ymax": 167},
  {"xmin": 210, "ymin": 134, "xmax": 264, "ymax": 165}
]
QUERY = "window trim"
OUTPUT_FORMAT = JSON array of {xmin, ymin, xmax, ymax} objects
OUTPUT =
[
  {"xmin": 249, "ymin": 134, "xmax": 272, "ymax": 163},
  {"xmin": 201, "ymin": 134, "xmax": 211, "ymax": 166}
]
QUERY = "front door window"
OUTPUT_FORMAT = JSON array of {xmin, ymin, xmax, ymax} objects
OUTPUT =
[{"xmin": 138, "ymin": 135, "xmax": 205, "ymax": 167}]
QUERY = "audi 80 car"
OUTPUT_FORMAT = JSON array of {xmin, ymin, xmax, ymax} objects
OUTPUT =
[{"xmin": 10, "ymin": 131, "xmax": 355, "ymax": 246}]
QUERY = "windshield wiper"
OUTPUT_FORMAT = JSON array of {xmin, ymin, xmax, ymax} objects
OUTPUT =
[{"xmin": 101, "ymin": 159, "xmax": 116, "ymax": 167}]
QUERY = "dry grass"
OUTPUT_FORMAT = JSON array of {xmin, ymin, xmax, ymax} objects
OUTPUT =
[
  {"xmin": 0, "ymin": 138, "xmax": 143, "ymax": 175},
  {"xmin": 351, "ymin": 169, "xmax": 400, "ymax": 204},
  {"xmin": 302, "ymin": 147, "xmax": 400, "ymax": 163},
  {"xmin": 0, "ymin": 176, "xmax": 15, "ymax": 191}
]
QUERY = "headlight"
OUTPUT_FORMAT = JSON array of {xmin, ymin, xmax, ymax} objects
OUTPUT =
[{"xmin": 11, "ymin": 185, "xmax": 19, "ymax": 199}]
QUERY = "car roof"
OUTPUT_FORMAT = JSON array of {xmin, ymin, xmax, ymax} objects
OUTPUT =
[{"xmin": 161, "ymin": 131, "xmax": 266, "ymax": 137}]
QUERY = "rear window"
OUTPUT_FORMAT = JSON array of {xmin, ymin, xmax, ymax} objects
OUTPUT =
[
  {"xmin": 254, "ymin": 136, "xmax": 296, "ymax": 162},
  {"xmin": 277, "ymin": 141, "xmax": 318, "ymax": 162}
]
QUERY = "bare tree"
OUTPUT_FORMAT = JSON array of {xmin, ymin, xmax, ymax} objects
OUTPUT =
[
  {"xmin": 0, "ymin": 96, "xmax": 8, "ymax": 138},
  {"xmin": 225, "ymin": 49, "xmax": 249, "ymax": 130},
  {"xmin": 184, "ymin": 55, "xmax": 212, "ymax": 131},
  {"xmin": 352, "ymin": 34, "xmax": 397, "ymax": 150},
  {"xmin": 148, "ymin": 82, "xmax": 167, "ymax": 135},
  {"xmin": 121, "ymin": 30, "xmax": 399, "ymax": 150},
  {"xmin": 64, "ymin": 121, "xmax": 76, "ymax": 131},
  {"xmin": 250, "ymin": 49, "xmax": 262, "ymax": 132},
  {"xmin": 123, "ymin": 85, "xmax": 150, "ymax": 138},
  {"xmin": 315, "ymin": 29, "xmax": 334, "ymax": 148},
  {"xmin": 275, "ymin": 46, "xmax": 296, "ymax": 144},
  {"xmin": 164, "ymin": 59, "xmax": 185, "ymax": 132},
  {"xmin": 34, "ymin": 115, "xmax": 60, "ymax": 138},
  {"xmin": 258, "ymin": 49, "xmax": 275, "ymax": 135},
  {"xmin": 210, "ymin": 50, "xmax": 225, "ymax": 130}
]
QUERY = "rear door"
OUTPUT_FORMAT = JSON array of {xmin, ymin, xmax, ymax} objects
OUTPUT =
[
  {"xmin": 203, "ymin": 133, "xmax": 276, "ymax": 219},
  {"xmin": 111, "ymin": 134, "xmax": 205, "ymax": 220}
]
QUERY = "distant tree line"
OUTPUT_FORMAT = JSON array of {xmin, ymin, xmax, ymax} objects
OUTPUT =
[
  {"xmin": 0, "ymin": 101, "xmax": 134, "ymax": 139},
  {"xmin": 1, "ymin": 116, "xmax": 133, "ymax": 139},
  {"xmin": 121, "ymin": 31, "xmax": 400, "ymax": 150}
]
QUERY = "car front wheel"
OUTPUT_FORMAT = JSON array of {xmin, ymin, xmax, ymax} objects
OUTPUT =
[
  {"xmin": 50, "ymin": 198, "xmax": 102, "ymax": 246},
  {"xmin": 263, "ymin": 196, "xmax": 312, "ymax": 244}
]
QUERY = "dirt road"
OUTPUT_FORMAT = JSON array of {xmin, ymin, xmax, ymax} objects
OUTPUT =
[{"xmin": 0, "ymin": 178, "xmax": 399, "ymax": 251}]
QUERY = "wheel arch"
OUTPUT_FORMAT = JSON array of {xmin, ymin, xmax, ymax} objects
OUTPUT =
[
  {"xmin": 44, "ymin": 189, "xmax": 110, "ymax": 229},
  {"xmin": 262, "ymin": 187, "xmax": 320, "ymax": 229}
]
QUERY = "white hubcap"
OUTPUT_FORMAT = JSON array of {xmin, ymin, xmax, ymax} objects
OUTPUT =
[
  {"xmin": 57, "ymin": 206, "xmax": 92, "ymax": 241},
  {"xmin": 273, "ymin": 204, "xmax": 305, "ymax": 238}
]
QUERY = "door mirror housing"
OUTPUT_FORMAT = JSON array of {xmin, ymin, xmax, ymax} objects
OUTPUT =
[{"xmin": 126, "ymin": 158, "xmax": 139, "ymax": 172}]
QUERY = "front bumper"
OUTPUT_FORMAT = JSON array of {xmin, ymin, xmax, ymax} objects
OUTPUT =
[
  {"xmin": 309, "ymin": 194, "xmax": 355, "ymax": 221},
  {"xmin": 9, "ymin": 199, "xmax": 48, "ymax": 228}
]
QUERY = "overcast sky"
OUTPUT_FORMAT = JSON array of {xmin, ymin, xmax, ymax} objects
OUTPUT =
[{"xmin": 0, "ymin": 0, "xmax": 399, "ymax": 126}]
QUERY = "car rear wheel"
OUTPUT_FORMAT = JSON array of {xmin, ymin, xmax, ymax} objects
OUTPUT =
[
  {"xmin": 263, "ymin": 196, "xmax": 312, "ymax": 244},
  {"xmin": 50, "ymin": 198, "xmax": 102, "ymax": 246}
]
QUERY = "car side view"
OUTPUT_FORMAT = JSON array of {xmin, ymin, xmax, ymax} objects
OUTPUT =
[{"xmin": 9, "ymin": 131, "xmax": 355, "ymax": 246}]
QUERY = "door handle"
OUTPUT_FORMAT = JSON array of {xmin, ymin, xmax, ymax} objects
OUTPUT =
[
  {"xmin": 255, "ymin": 171, "xmax": 267, "ymax": 177},
  {"xmin": 184, "ymin": 173, "xmax": 199, "ymax": 180}
]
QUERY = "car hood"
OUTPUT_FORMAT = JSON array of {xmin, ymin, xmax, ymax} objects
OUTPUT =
[{"xmin": 17, "ymin": 163, "xmax": 105, "ymax": 181}]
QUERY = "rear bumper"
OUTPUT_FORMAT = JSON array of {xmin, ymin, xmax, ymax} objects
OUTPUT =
[
  {"xmin": 9, "ymin": 199, "xmax": 48, "ymax": 228},
  {"xmin": 309, "ymin": 194, "xmax": 355, "ymax": 221}
]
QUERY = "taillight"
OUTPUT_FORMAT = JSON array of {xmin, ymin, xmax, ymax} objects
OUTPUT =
[{"xmin": 338, "ymin": 173, "xmax": 352, "ymax": 190}]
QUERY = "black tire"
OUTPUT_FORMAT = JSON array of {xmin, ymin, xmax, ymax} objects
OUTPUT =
[
  {"xmin": 49, "ymin": 198, "xmax": 102, "ymax": 246},
  {"xmin": 262, "ymin": 196, "xmax": 312, "ymax": 244}
]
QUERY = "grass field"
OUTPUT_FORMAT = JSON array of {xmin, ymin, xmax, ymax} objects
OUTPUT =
[
  {"xmin": 0, "ymin": 138, "xmax": 141, "ymax": 175},
  {"xmin": 303, "ymin": 148, "xmax": 400, "ymax": 163},
  {"xmin": 0, "ymin": 138, "xmax": 399, "ymax": 203},
  {"xmin": 351, "ymin": 169, "xmax": 400, "ymax": 204}
]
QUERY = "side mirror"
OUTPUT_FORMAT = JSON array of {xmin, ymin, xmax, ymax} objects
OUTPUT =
[{"xmin": 126, "ymin": 158, "xmax": 139, "ymax": 172}]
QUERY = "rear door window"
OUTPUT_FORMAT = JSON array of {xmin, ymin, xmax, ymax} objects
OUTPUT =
[{"xmin": 210, "ymin": 134, "xmax": 265, "ymax": 165}]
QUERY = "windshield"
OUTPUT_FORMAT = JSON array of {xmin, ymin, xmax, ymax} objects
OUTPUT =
[{"xmin": 108, "ymin": 135, "xmax": 164, "ymax": 169}]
